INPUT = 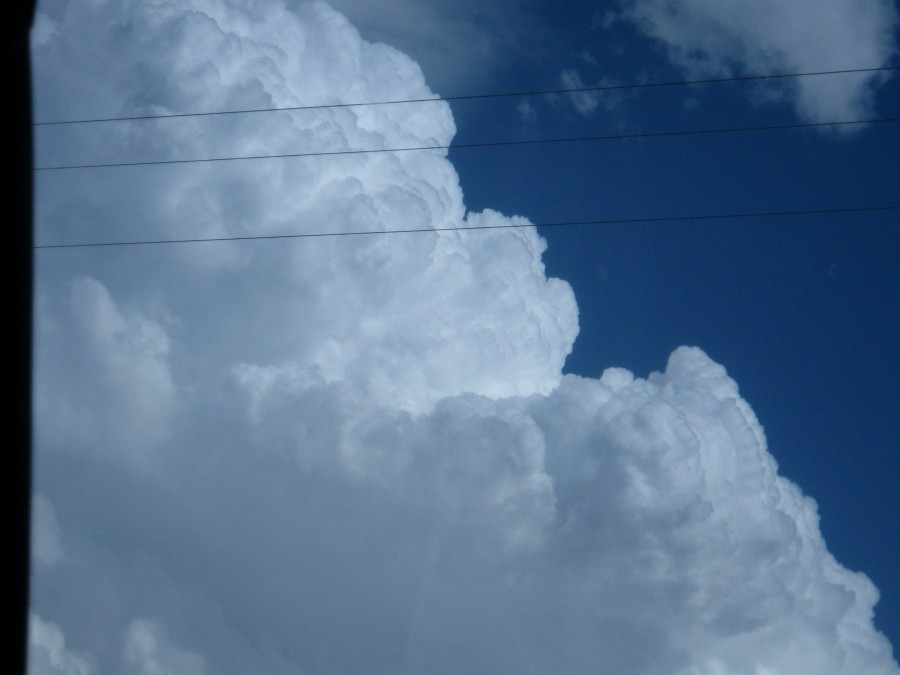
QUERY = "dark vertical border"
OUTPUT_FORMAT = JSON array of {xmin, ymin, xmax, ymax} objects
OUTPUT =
[{"xmin": 13, "ymin": 2, "xmax": 36, "ymax": 674}]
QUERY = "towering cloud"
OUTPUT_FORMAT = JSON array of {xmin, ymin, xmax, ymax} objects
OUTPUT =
[
  {"xmin": 617, "ymin": 0, "xmax": 899, "ymax": 123},
  {"xmin": 30, "ymin": 1, "xmax": 897, "ymax": 673}
]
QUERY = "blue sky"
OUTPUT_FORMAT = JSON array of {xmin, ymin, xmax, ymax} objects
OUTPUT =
[{"xmin": 30, "ymin": 1, "xmax": 900, "ymax": 672}]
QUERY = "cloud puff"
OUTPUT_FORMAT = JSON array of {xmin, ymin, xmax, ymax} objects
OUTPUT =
[
  {"xmin": 28, "ymin": 614, "xmax": 95, "ymax": 675},
  {"xmin": 617, "ymin": 0, "xmax": 899, "ymax": 123},
  {"xmin": 123, "ymin": 620, "xmax": 208, "ymax": 675},
  {"xmin": 30, "ymin": 1, "xmax": 897, "ymax": 673},
  {"xmin": 34, "ymin": 276, "xmax": 175, "ymax": 465},
  {"xmin": 31, "ymin": 495, "xmax": 63, "ymax": 568},
  {"xmin": 559, "ymin": 69, "xmax": 625, "ymax": 116}
]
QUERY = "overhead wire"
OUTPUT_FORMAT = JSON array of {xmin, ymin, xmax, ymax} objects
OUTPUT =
[
  {"xmin": 33, "ymin": 66, "xmax": 900, "ymax": 251},
  {"xmin": 34, "ymin": 205, "xmax": 900, "ymax": 250},
  {"xmin": 33, "ymin": 65, "xmax": 900, "ymax": 127},
  {"xmin": 33, "ymin": 115, "xmax": 900, "ymax": 171}
]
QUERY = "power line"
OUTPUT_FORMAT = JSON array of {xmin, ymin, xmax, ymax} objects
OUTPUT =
[
  {"xmin": 33, "ymin": 115, "xmax": 900, "ymax": 172},
  {"xmin": 34, "ymin": 205, "xmax": 900, "ymax": 250},
  {"xmin": 33, "ymin": 66, "xmax": 900, "ymax": 127}
]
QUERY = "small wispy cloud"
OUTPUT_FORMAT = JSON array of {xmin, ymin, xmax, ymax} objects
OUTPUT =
[
  {"xmin": 617, "ymin": 0, "xmax": 899, "ymax": 124},
  {"xmin": 560, "ymin": 68, "xmax": 625, "ymax": 116}
]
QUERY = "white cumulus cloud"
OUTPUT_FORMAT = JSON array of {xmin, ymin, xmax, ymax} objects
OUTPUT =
[{"xmin": 30, "ymin": 1, "xmax": 898, "ymax": 673}]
